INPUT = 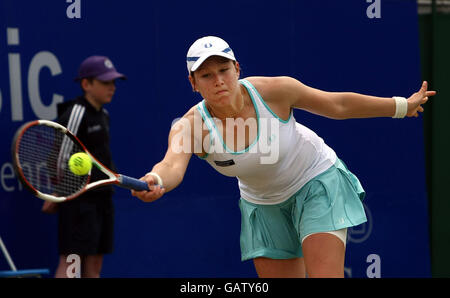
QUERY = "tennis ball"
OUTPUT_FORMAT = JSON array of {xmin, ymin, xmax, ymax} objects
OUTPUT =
[{"xmin": 68, "ymin": 152, "xmax": 92, "ymax": 176}]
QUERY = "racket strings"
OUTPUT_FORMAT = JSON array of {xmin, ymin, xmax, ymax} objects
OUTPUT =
[{"xmin": 16, "ymin": 125, "xmax": 89, "ymax": 198}]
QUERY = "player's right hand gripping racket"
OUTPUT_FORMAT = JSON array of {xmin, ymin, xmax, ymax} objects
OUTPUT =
[{"xmin": 11, "ymin": 120, "xmax": 154, "ymax": 203}]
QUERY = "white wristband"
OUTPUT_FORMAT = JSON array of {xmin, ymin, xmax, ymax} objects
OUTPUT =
[
  {"xmin": 392, "ymin": 96, "xmax": 408, "ymax": 118},
  {"xmin": 148, "ymin": 172, "xmax": 163, "ymax": 186}
]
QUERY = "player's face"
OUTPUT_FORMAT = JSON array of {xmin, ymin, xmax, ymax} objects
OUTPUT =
[
  {"xmin": 190, "ymin": 56, "xmax": 240, "ymax": 108},
  {"xmin": 84, "ymin": 79, "xmax": 116, "ymax": 106}
]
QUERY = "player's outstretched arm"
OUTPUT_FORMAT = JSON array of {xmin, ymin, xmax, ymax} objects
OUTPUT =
[
  {"xmin": 131, "ymin": 113, "xmax": 195, "ymax": 203},
  {"xmin": 252, "ymin": 76, "xmax": 436, "ymax": 120}
]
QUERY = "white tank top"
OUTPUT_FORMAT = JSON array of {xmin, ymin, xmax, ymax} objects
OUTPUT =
[{"xmin": 196, "ymin": 79, "xmax": 337, "ymax": 205}]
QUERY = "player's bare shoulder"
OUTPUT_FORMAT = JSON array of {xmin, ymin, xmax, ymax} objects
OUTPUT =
[
  {"xmin": 169, "ymin": 105, "xmax": 208, "ymax": 157},
  {"xmin": 244, "ymin": 76, "xmax": 294, "ymax": 113},
  {"xmin": 244, "ymin": 76, "xmax": 273, "ymax": 97},
  {"xmin": 170, "ymin": 107, "xmax": 196, "ymax": 138},
  {"xmin": 244, "ymin": 76, "xmax": 294, "ymax": 101}
]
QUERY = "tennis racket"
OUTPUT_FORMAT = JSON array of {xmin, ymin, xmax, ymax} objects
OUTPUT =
[{"xmin": 11, "ymin": 119, "xmax": 154, "ymax": 203}]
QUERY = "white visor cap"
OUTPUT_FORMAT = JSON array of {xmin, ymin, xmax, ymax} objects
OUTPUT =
[{"xmin": 186, "ymin": 36, "xmax": 236, "ymax": 73}]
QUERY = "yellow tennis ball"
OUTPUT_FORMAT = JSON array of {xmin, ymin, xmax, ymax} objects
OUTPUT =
[{"xmin": 68, "ymin": 152, "xmax": 92, "ymax": 176}]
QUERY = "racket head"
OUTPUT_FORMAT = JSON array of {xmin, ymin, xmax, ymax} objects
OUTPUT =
[{"xmin": 11, "ymin": 120, "xmax": 91, "ymax": 202}]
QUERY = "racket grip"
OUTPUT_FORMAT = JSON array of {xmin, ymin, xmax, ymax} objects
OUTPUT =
[{"xmin": 118, "ymin": 174, "xmax": 158, "ymax": 191}]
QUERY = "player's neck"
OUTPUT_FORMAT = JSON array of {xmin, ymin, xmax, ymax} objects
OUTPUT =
[{"xmin": 207, "ymin": 90, "xmax": 245, "ymax": 120}]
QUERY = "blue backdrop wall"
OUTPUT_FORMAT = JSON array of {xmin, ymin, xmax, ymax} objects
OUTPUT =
[{"xmin": 0, "ymin": 0, "xmax": 430, "ymax": 277}]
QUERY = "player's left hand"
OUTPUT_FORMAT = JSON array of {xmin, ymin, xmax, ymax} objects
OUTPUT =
[{"xmin": 407, "ymin": 81, "xmax": 436, "ymax": 117}]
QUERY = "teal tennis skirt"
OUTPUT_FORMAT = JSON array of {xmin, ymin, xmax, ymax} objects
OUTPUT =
[{"xmin": 239, "ymin": 159, "xmax": 367, "ymax": 261}]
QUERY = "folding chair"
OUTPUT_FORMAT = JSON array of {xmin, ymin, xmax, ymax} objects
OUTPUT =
[{"xmin": 0, "ymin": 235, "xmax": 49, "ymax": 278}]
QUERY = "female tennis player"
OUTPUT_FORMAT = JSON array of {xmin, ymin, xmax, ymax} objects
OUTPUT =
[{"xmin": 131, "ymin": 36, "xmax": 435, "ymax": 277}]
